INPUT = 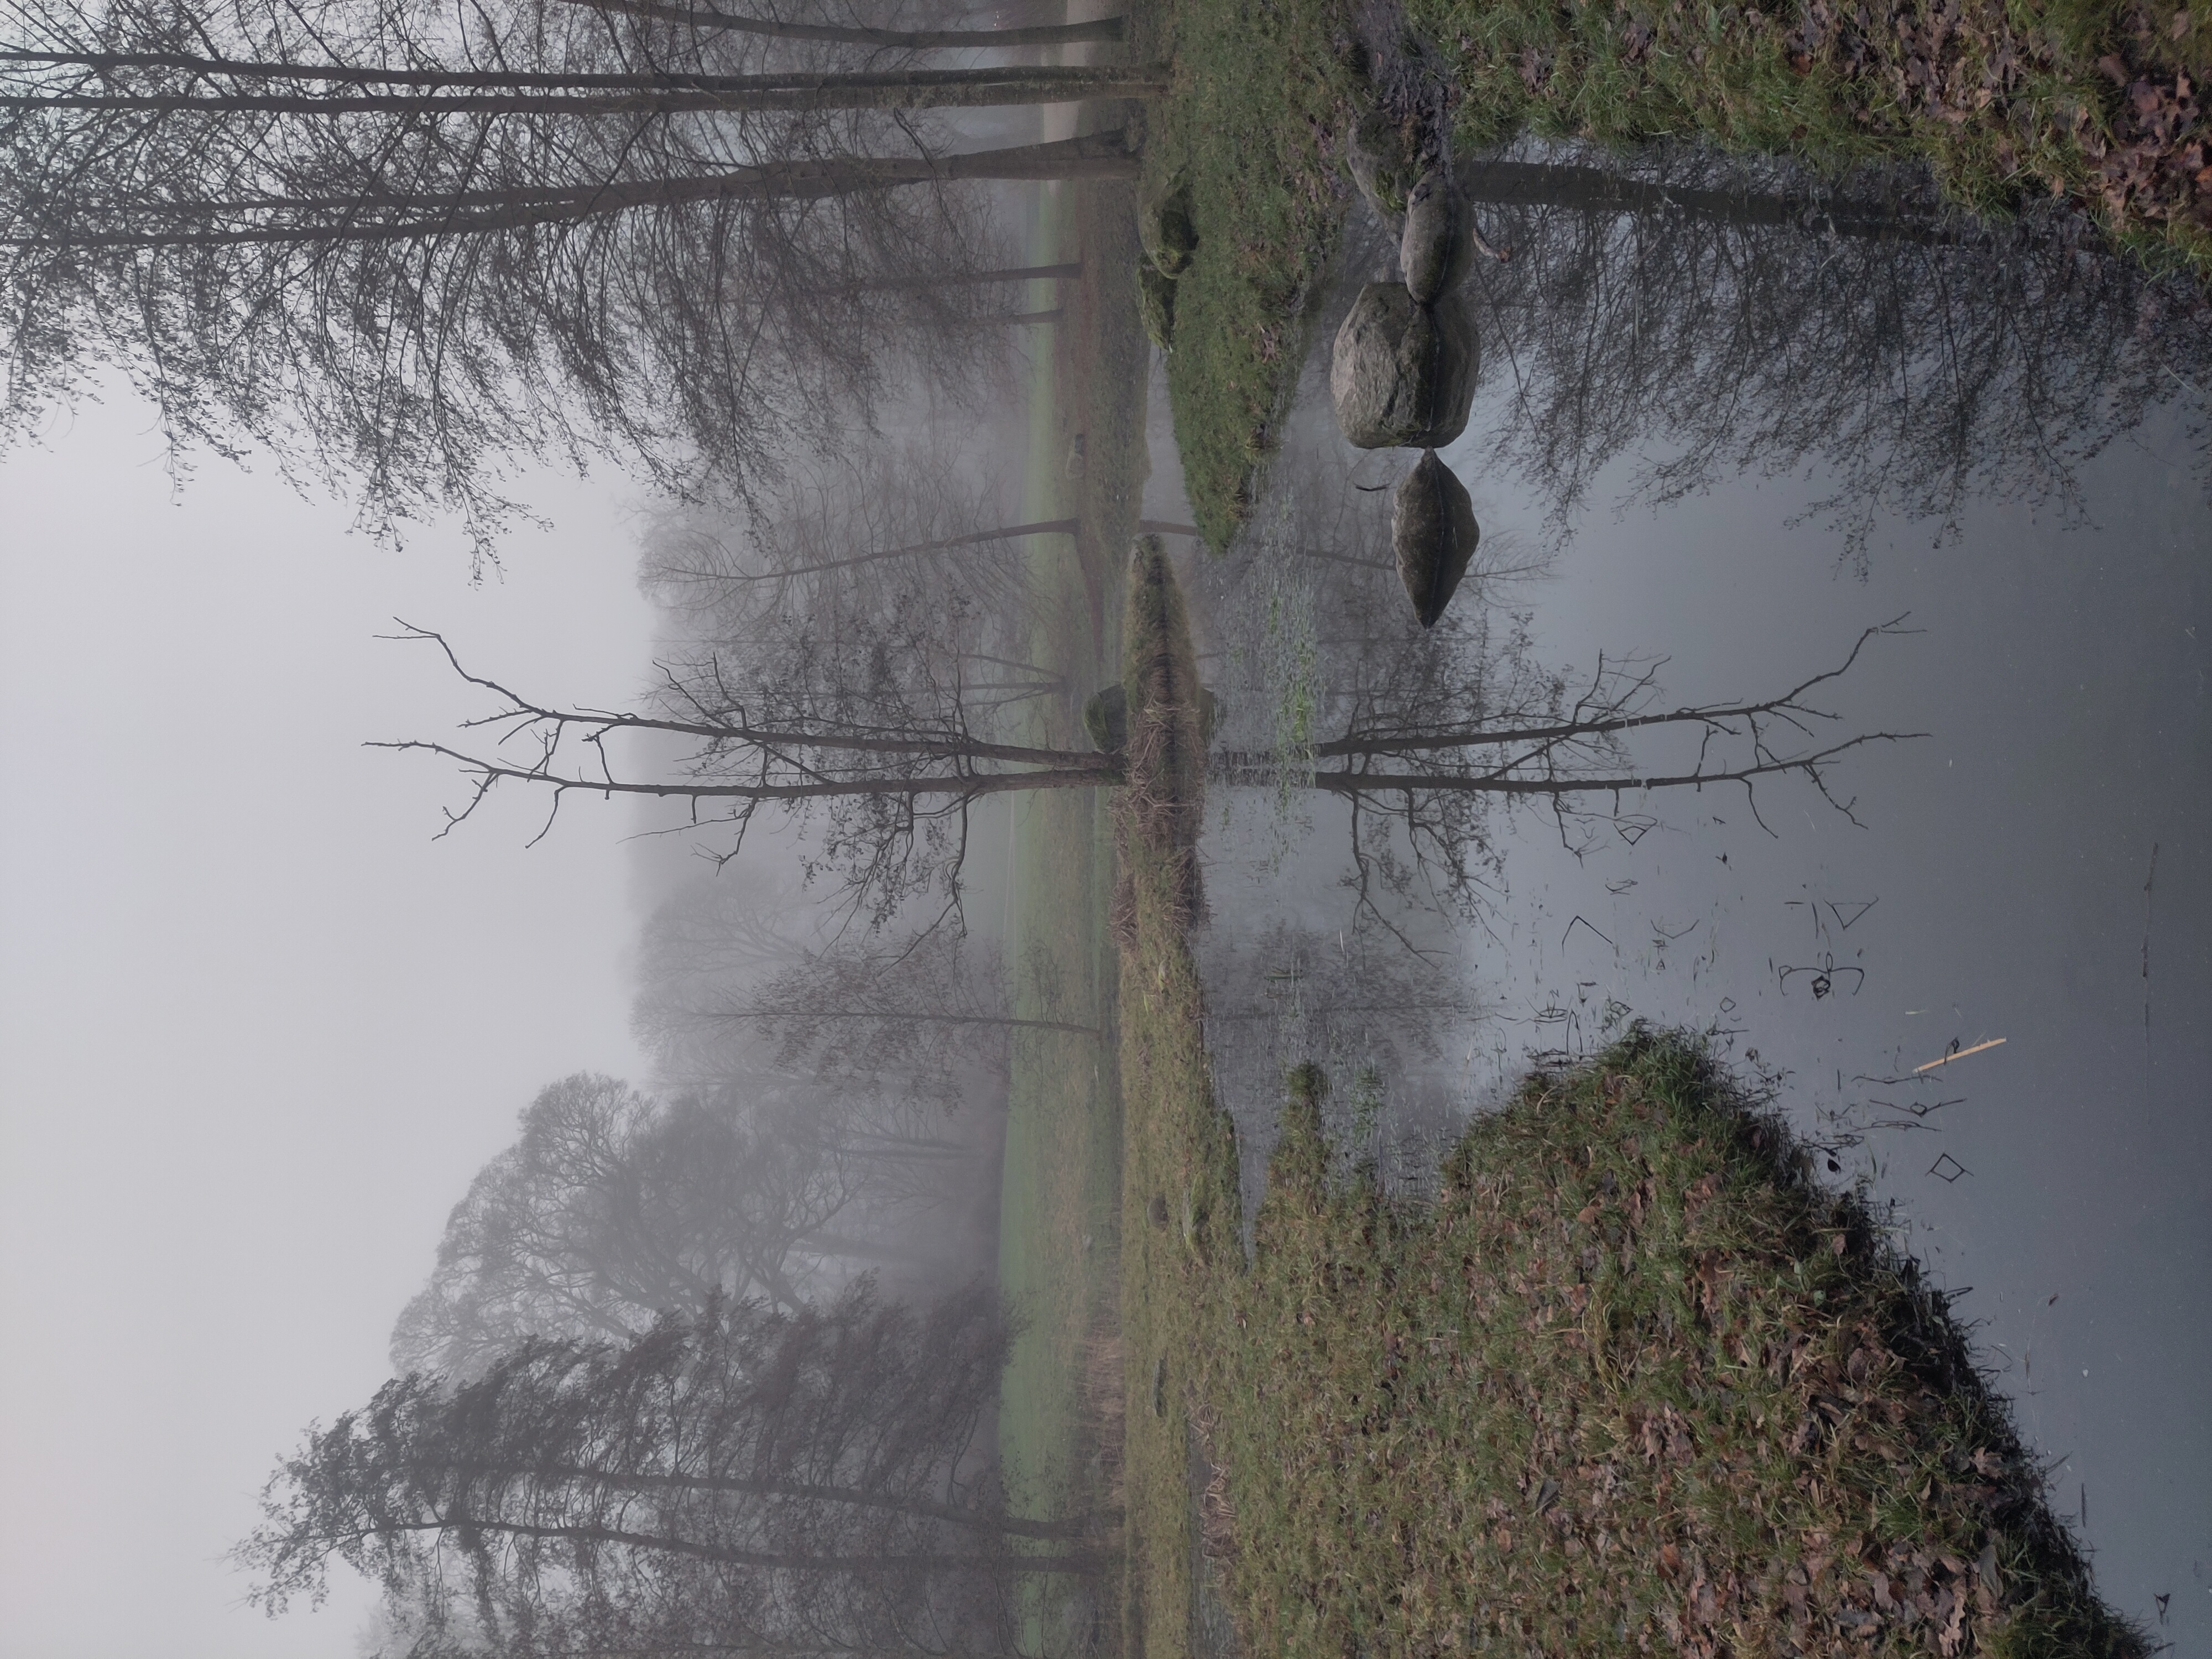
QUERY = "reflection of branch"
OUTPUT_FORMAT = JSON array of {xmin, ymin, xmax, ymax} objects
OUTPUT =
[
  {"xmin": 1309, "ymin": 732, "xmax": 1916, "ymax": 799},
  {"xmin": 1313, "ymin": 617, "xmax": 1912, "ymax": 758}
]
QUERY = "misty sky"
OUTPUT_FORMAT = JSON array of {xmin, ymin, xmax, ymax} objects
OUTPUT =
[{"xmin": 0, "ymin": 389, "xmax": 659, "ymax": 1659}]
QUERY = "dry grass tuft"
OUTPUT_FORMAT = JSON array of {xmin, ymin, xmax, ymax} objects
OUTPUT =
[{"xmin": 1081, "ymin": 1327, "xmax": 1129, "ymax": 1510}]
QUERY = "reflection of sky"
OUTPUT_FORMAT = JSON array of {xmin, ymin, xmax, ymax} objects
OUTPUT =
[{"xmin": 1175, "ymin": 293, "xmax": 2211, "ymax": 1642}]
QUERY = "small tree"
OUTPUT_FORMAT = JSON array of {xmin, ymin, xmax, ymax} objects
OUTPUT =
[{"xmin": 382, "ymin": 601, "xmax": 1911, "ymax": 930}]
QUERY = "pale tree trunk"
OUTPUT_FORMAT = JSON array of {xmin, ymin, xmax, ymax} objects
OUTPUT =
[
  {"xmin": 730, "ymin": 1009, "xmax": 1098, "ymax": 1034},
  {"xmin": 34, "ymin": 132, "xmax": 1141, "ymax": 249},
  {"xmin": 562, "ymin": 0, "xmax": 1128, "ymax": 49},
  {"xmin": 524, "ymin": 1464, "xmax": 1089, "ymax": 1539},
  {"xmin": 1, "ymin": 61, "xmax": 1170, "ymax": 114},
  {"xmin": 363, "ymin": 1515, "xmax": 1106, "ymax": 1574},
  {"xmin": 856, "ymin": 260, "xmax": 1083, "ymax": 288},
  {"xmin": 747, "ymin": 517, "xmax": 1201, "ymax": 581}
]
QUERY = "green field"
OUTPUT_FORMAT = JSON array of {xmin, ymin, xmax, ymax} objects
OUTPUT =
[{"xmin": 993, "ymin": 163, "xmax": 1153, "ymax": 1657}]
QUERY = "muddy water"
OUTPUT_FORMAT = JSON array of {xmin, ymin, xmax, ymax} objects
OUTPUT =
[{"xmin": 1158, "ymin": 163, "xmax": 2212, "ymax": 1646}]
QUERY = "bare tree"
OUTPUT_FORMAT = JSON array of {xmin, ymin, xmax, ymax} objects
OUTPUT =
[
  {"xmin": 385, "ymin": 576, "xmax": 1911, "ymax": 936},
  {"xmin": 373, "ymin": 577, "xmax": 1126, "ymax": 920},
  {"xmin": 0, "ymin": 0, "xmax": 1154, "ymax": 556},
  {"xmin": 248, "ymin": 1282, "xmax": 1094, "ymax": 1659},
  {"xmin": 639, "ymin": 924, "xmax": 1094, "ymax": 1112}
]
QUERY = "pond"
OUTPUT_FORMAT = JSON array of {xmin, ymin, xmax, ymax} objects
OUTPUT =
[{"xmin": 1152, "ymin": 143, "xmax": 2211, "ymax": 1648}]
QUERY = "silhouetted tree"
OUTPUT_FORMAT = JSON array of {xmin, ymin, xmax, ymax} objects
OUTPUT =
[{"xmin": 246, "ymin": 1282, "xmax": 1093, "ymax": 1658}]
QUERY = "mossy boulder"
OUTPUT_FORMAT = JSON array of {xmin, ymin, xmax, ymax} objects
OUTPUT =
[
  {"xmin": 1392, "ymin": 449, "xmax": 1480, "ymax": 628},
  {"xmin": 1344, "ymin": 108, "xmax": 1421, "ymax": 228},
  {"xmin": 1329, "ymin": 284, "xmax": 1478, "ymax": 450},
  {"xmin": 1400, "ymin": 166, "xmax": 1472, "ymax": 304},
  {"xmin": 1138, "ymin": 168, "xmax": 1198, "ymax": 278},
  {"xmin": 1138, "ymin": 262, "xmax": 1177, "ymax": 350}
]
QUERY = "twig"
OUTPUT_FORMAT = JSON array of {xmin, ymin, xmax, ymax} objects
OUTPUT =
[{"xmin": 1913, "ymin": 1037, "xmax": 2006, "ymax": 1073}]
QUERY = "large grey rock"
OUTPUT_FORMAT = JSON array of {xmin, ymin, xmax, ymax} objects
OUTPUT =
[
  {"xmin": 1083, "ymin": 683, "xmax": 1128, "ymax": 752},
  {"xmin": 1329, "ymin": 284, "xmax": 1478, "ymax": 450},
  {"xmin": 1344, "ymin": 108, "xmax": 1420, "ymax": 229},
  {"xmin": 1392, "ymin": 449, "xmax": 1479, "ymax": 628},
  {"xmin": 1138, "ymin": 168, "xmax": 1197, "ymax": 278},
  {"xmin": 1400, "ymin": 166, "xmax": 1472, "ymax": 304}
]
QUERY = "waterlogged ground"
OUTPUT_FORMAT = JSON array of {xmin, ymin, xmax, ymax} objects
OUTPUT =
[{"xmin": 1154, "ymin": 163, "xmax": 2211, "ymax": 1650}]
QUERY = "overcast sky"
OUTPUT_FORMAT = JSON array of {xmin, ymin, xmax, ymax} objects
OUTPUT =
[{"xmin": 0, "ymin": 390, "xmax": 659, "ymax": 1659}]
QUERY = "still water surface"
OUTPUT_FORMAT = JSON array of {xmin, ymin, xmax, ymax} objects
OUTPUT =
[{"xmin": 1157, "ymin": 164, "xmax": 2211, "ymax": 1647}]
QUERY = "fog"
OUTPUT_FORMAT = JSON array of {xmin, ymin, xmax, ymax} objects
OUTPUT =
[{"xmin": 0, "ymin": 390, "xmax": 656, "ymax": 1659}]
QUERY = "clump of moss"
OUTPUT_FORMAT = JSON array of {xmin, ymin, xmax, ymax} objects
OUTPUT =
[{"xmin": 1206, "ymin": 1027, "xmax": 2145, "ymax": 1658}]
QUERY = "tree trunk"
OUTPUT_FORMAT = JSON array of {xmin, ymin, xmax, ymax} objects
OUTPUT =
[
  {"xmin": 1462, "ymin": 160, "xmax": 1982, "ymax": 246},
  {"xmin": 855, "ymin": 261, "xmax": 1082, "ymax": 289},
  {"xmin": 562, "ymin": 0, "xmax": 1128, "ymax": 49},
  {"xmin": 738, "ymin": 519, "xmax": 1201, "ymax": 582},
  {"xmin": 731, "ymin": 1009, "xmax": 1098, "ymax": 1035},
  {"xmin": 3, "ymin": 62, "xmax": 1170, "ymax": 116},
  {"xmin": 522, "ymin": 1463, "xmax": 1089, "ymax": 1540},
  {"xmin": 729, "ymin": 519, "xmax": 1079, "ymax": 580},
  {"xmin": 387, "ymin": 749, "xmax": 1121, "ymax": 805},
  {"xmin": 363, "ymin": 1515, "xmax": 1106, "ymax": 1574},
  {"xmin": 24, "ymin": 132, "xmax": 1140, "ymax": 249}
]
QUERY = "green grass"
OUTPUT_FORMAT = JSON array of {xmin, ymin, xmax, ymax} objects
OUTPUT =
[
  {"xmin": 993, "ymin": 170, "xmax": 1149, "ymax": 1658},
  {"xmin": 1138, "ymin": 0, "xmax": 1364, "ymax": 549},
  {"xmin": 1141, "ymin": 0, "xmax": 2210, "ymax": 547},
  {"xmin": 1111, "ymin": 541, "xmax": 1246, "ymax": 1659},
  {"xmin": 1410, "ymin": 0, "xmax": 2211, "ymax": 263},
  {"xmin": 1208, "ymin": 1034, "xmax": 2145, "ymax": 1657}
]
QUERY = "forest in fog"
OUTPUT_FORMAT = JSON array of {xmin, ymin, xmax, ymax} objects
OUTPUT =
[{"xmin": 4, "ymin": 0, "xmax": 2204, "ymax": 1645}]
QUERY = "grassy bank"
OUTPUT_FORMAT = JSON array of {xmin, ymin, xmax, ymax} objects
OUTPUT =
[
  {"xmin": 1110, "ymin": 539, "xmax": 1244, "ymax": 1659},
  {"xmin": 1141, "ymin": 0, "xmax": 2210, "ymax": 546},
  {"xmin": 1213, "ymin": 1035, "xmax": 2143, "ymax": 1657},
  {"xmin": 1107, "ymin": 556, "xmax": 2141, "ymax": 1659},
  {"xmin": 1136, "ymin": 0, "xmax": 1360, "ymax": 549}
]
